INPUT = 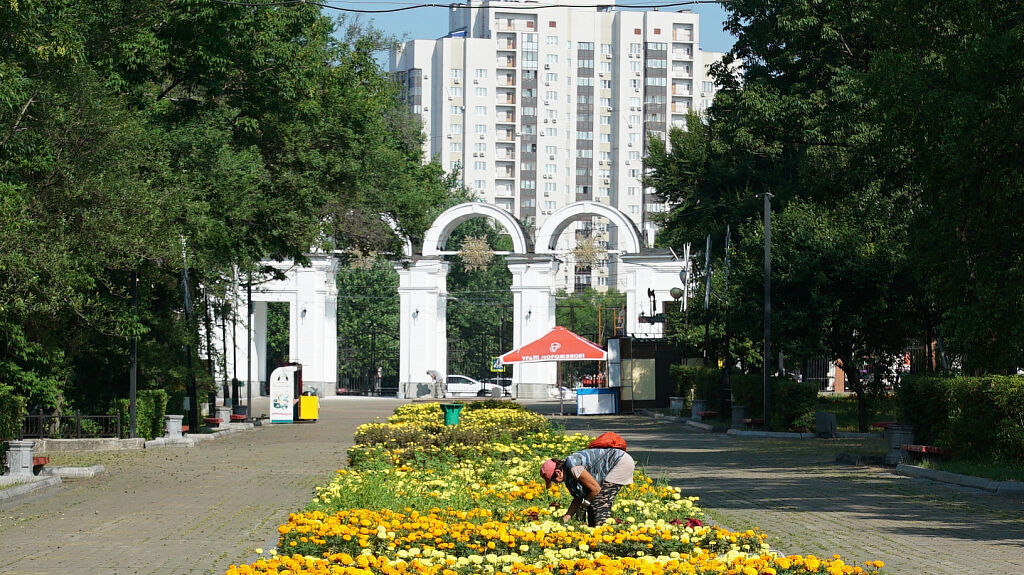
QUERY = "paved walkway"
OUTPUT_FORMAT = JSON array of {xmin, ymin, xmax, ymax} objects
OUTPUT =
[
  {"xmin": 550, "ymin": 410, "xmax": 1024, "ymax": 575},
  {"xmin": 4, "ymin": 399, "xmax": 1024, "ymax": 575},
  {"xmin": 0, "ymin": 397, "xmax": 403, "ymax": 575}
]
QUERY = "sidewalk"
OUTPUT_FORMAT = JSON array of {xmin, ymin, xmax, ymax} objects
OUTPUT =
[
  {"xmin": 0, "ymin": 397, "xmax": 403, "ymax": 575},
  {"xmin": 546, "ymin": 409, "xmax": 1024, "ymax": 575}
]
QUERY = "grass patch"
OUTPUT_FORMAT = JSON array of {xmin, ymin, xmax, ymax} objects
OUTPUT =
[{"xmin": 917, "ymin": 459, "xmax": 1024, "ymax": 482}]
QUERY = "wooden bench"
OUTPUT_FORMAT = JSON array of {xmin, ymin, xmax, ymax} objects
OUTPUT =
[
  {"xmin": 741, "ymin": 418, "xmax": 765, "ymax": 428},
  {"xmin": 901, "ymin": 444, "xmax": 952, "ymax": 460},
  {"xmin": 181, "ymin": 425, "xmax": 190, "ymax": 433},
  {"xmin": 229, "ymin": 414, "xmax": 246, "ymax": 422},
  {"xmin": 871, "ymin": 421, "xmax": 897, "ymax": 430},
  {"xmin": 203, "ymin": 417, "xmax": 222, "ymax": 426},
  {"xmin": 696, "ymin": 410, "xmax": 718, "ymax": 420},
  {"xmin": 32, "ymin": 456, "xmax": 50, "ymax": 473}
]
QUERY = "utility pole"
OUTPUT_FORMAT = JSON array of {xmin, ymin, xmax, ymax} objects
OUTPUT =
[
  {"xmin": 763, "ymin": 193, "xmax": 773, "ymax": 430},
  {"xmin": 246, "ymin": 273, "xmax": 252, "ymax": 417},
  {"xmin": 129, "ymin": 270, "xmax": 138, "ymax": 439}
]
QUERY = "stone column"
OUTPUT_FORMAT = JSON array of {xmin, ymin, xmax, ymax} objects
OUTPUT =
[
  {"xmin": 396, "ymin": 258, "xmax": 450, "ymax": 399},
  {"xmin": 215, "ymin": 406, "xmax": 232, "ymax": 428},
  {"xmin": 164, "ymin": 414, "xmax": 184, "ymax": 438},
  {"xmin": 506, "ymin": 255, "xmax": 558, "ymax": 399},
  {"xmin": 4, "ymin": 440, "xmax": 35, "ymax": 476}
]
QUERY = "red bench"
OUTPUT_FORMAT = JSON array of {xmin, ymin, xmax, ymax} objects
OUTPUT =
[
  {"xmin": 203, "ymin": 417, "xmax": 222, "ymax": 426},
  {"xmin": 32, "ymin": 456, "xmax": 50, "ymax": 473},
  {"xmin": 229, "ymin": 414, "xmax": 246, "ymax": 422},
  {"xmin": 697, "ymin": 410, "xmax": 718, "ymax": 420},
  {"xmin": 901, "ymin": 444, "xmax": 952, "ymax": 459},
  {"xmin": 871, "ymin": 421, "xmax": 897, "ymax": 430},
  {"xmin": 181, "ymin": 425, "xmax": 190, "ymax": 433},
  {"xmin": 741, "ymin": 418, "xmax": 765, "ymax": 428}
]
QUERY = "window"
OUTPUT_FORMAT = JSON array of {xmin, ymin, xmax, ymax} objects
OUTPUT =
[
  {"xmin": 577, "ymin": 77, "xmax": 593, "ymax": 86},
  {"xmin": 629, "ymin": 43, "xmax": 642, "ymax": 55},
  {"xmin": 627, "ymin": 186, "xmax": 638, "ymax": 196},
  {"xmin": 450, "ymin": 142, "xmax": 463, "ymax": 152},
  {"xmin": 630, "ymin": 60, "xmax": 642, "ymax": 72},
  {"xmin": 546, "ymin": 72, "xmax": 558, "ymax": 82},
  {"xmin": 544, "ymin": 127, "xmax": 557, "ymax": 137},
  {"xmin": 546, "ymin": 54, "xmax": 559, "ymax": 64},
  {"xmin": 600, "ymin": 115, "xmax": 611, "ymax": 125},
  {"xmin": 521, "ymin": 179, "xmax": 536, "ymax": 190},
  {"xmin": 475, "ymin": 68, "xmax": 488, "ymax": 78},
  {"xmin": 475, "ymin": 124, "xmax": 487, "ymax": 134},
  {"xmin": 599, "ymin": 133, "xmax": 612, "ymax": 143},
  {"xmin": 601, "ymin": 43, "xmax": 612, "ymax": 55},
  {"xmin": 575, "ymin": 185, "xmax": 591, "ymax": 194},
  {"xmin": 474, "ymin": 142, "xmax": 487, "ymax": 152},
  {"xmin": 545, "ymin": 90, "xmax": 558, "ymax": 100},
  {"xmin": 473, "ymin": 161, "xmax": 486, "ymax": 170},
  {"xmin": 597, "ymin": 187, "xmax": 609, "ymax": 196},
  {"xmin": 645, "ymin": 77, "xmax": 667, "ymax": 86},
  {"xmin": 545, "ymin": 145, "xmax": 557, "ymax": 155},
  {"xmin": 546, "ymin": 35, "xmax": 558, "ymax": 45},
  {"xmin": 631, "ymin": 79, "xmax": 641, "ymax": 90},
  {"xmin": 451, "ymin": 105, "xmax": 463, "ymax": 115},
  {"xmin": 629, "ymin": 151, "xmax": 641, "ymax": 160},
  {"xmin": 475, "ymin": 87, "xmax": 487, "ymax": 97},
  {"xmin": 600, "ymin": 151, "xmax": 611, "ymax": 161},
  {"xmin": 702, "ymin": 81, "xmax": 715, "ymax": 92},
  {"xmin": 545, "ymin": 182, "xmax": 557, "ymax": 192},
  {"xmin": 523, "ymin": 70, "xmax": 537, "ymax": 80},
  {"xmin": 522, "ymin": 106, "xmax": 537, "ymax": 116},
  {"xmin": 629, "ymin": 205, "xmax": 640, "ymax": 214},
  {"xmin": 600, "ymin": 62, "xmax": 612, "ymax": 73},
  {"xmin": 647, "ymin": 42, "xmax": 667, "ymax": 51},
  {"xmin": 576, "ymin": 131, "xmax": 593, "ymax": 140},
  {"xmin": 629, "ymin": 114, "xmax": 641, "ymax": 125},
  {"xmin": 450, "ymin": 124, "xmax": 462, "ymax": 134},
  {"xmin": 628, "ymin": 168, "xmax": 640, "ymax": 178},
  {"xmin": 474, "ymin": 179, "xmax": 486, "ymax": 189},
  {"xmin": 450, "ymin": 161, "xmax": 460, "ymax": 170},
  {"xmin": 600, "ymin": 80, "xmax": 612, "ymax": 89},
  {"xmin": 576, "ymin": 148, "xmax": 593, "ymax": 158},
  {"xmin": 522, "ymin": 198, "xmax": 536, "ymax": 207},
  {"xmin": 544, "ymin": 163, "xmax": 557, "ymax": 174},
  {"xmin": 544, "ymin": 201, "xmax": 557, "ymax": 210},
  {"xmin": 449, "ymin": 87, "xmax": 463, "ymax": 97},
  {"xmin": 646, "ymin": 58, "xmax": 667, "ymax": 68},
  {"xmin": 451, "ymin": 69, "xmax": 463, "ymax": 79},
  {"xmin": 577, "ymin": 42, "xmax": 594, "ymax": 50},
  {"xmin": 474, "ymin": 105, "xmax": 487, "ymax": 116}
]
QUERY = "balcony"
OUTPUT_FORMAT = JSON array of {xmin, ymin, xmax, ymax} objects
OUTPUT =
[
  {"xmin": 496, "ymin": 113, "xmax": 516, "ymax": 123},
  {"xmin": 497, "ymin": 57, "xmax": 516, "ymax": 68}
]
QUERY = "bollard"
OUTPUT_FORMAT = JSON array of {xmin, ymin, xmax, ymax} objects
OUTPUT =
[
  {"xmin": 215, "ymin": 406, "xmax": 232, "ymax": 429},
  {"xmin": 440, "ymin": 403, "xmax": 463, "ymax": 426},
  {"xmin": 885, "ymin": 424, "xmax": 914, "ymax": 465},
  {"xmin": 164, "ymin": 414, "xmax": 184, "ymax": 439},
  {"xmin": 731, "ymin": 405, "xmax": 747, "ymax": 428},
  {"xmin": 691, "ymin": 399, "xmax": 707, "ymax": 420},
  {"xmin": 4, "ymin": 440, "xmax": 35, "ymax": 476}
]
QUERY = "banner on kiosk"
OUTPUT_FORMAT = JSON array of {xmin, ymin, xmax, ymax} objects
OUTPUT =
[{"xmin": 269, "ymin": 365, "xmax": 299, "ymax": 423}]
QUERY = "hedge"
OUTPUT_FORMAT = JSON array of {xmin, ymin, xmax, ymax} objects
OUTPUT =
[
  {"xmin": 1, "ymin": 385, "xmax": 27, "ymax": 440},
  {"xmin": 898, "ymin": 375, "xmax": 1024, "ymax": 463},
  {"xmin": 669, "ymin": 365, "xmax": 719, "ymax": 402},
  {"xmin": 112, "ymin": 389, "xmax": 170, "ymax": 440},
  {"xmin": 683, "ymin": 368, "xmax": 817, "ymax": 431}
]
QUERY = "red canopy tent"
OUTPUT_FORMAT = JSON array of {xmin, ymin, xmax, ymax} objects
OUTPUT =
[
  {"xmin": 499, "ymin": 326, "xmax": 606, "ymax": 414},
  {"xmin": 499, "ymin": 326, "xmax": 607, "ymax": 363}
]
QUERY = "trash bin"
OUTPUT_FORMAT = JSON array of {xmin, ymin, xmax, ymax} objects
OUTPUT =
[
  {"xmin": 440, "ymin": 403, "xmax": 463, "ymax": 426},
  {"xmin": 297, "ymin": 392, "xmax": 319, "ymax": 422}
]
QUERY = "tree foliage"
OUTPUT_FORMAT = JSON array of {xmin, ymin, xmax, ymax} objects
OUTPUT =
[{"xmin": 0, "ymin": 1, "xmax": 452, "ymax": 411}]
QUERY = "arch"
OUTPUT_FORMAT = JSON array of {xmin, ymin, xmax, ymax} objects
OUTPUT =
[
  {"xmin": 534, "ymin": 201, "xmax": 643, "ymax": 254},
  {"xmin": 421, "ymin": 202, "xmax": 531, "ymax": 256},
  {"xmin": 380, "ymin": 213, "xmax": 413, "ymax": 257}
]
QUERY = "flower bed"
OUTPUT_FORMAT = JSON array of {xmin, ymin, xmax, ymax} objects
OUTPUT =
[{"xmin": 226, "ymin": 402, "xmax": 884, "ymax": 575}]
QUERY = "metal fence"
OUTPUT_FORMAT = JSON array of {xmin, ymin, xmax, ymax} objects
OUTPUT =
[{"xmin": 21, "ymin": 412, "xmax": 122, "ymax": 440}]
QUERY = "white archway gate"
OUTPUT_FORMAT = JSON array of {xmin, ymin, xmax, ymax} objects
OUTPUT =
[{"xmin": 398, "ymin": 201, "xmax": 685, "ymax": 400}]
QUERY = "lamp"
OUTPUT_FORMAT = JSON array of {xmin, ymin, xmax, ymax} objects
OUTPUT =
[{"xmin": 412, "ymin": 309, "xmax": 419, "ymax": 319}]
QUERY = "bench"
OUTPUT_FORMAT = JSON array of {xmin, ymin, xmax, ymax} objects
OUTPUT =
[
  {"xmin": 901, "ymin": 444, "xmax": 952, "ymax": 461},
  {"xmin": 32, "ymin": 456, "xmax": 50, "ymax": 474},
  {"xmin": 741, "ymin": 418, "xmax": 765, "ymax": 428},
  {"xmin": 229, "ymin": 414, "xmax": 246, "ymax": 422},
  {"xmin": 871, "ymin": 421, "xmax": 897, "ymax": 430},
  {"xmin": 181, "ymin": 425, "xmax": 190, "ymax": 433},
  {"xmin": 696, "ymin": 410, "xmax": 718, "ymax": 420},
  {"xmin": 203, "ymin": 417, "xmax": 222, "ymax": 426}
]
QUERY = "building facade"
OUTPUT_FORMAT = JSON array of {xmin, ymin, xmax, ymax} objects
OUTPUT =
[{"xmin": 390, "ymin": 0, "xmax": 722, "ymax": 290}]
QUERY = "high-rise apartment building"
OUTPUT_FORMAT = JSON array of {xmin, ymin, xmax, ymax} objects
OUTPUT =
[{"xmin": 391, "ymin": 0, "xmax": 722, "ymax": 291}]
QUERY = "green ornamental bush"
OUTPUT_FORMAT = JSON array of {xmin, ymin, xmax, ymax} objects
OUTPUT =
[
  {"xmin": 113, "ymin": 389, "xmax": 170, "ymax": 440},
  {"xmin": 0, "ymin": 385, "xmax": 28, "ymax": 441}
]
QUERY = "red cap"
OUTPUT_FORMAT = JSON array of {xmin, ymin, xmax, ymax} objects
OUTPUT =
[{"xmin": 540, "ymin": 459, "xmax": 557, "ymax": 488}]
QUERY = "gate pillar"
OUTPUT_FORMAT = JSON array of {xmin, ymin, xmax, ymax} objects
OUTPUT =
[
  {"xmin": 506, "ymin": 255, "xmax": 558, "ymax": 399},
  {"xmin": 620, "ymin": 250, "xmax": 686, "ymax": 338},
  {"xmin": 396, "ymin": 257, "xmax": 450, "ymax": 399}
]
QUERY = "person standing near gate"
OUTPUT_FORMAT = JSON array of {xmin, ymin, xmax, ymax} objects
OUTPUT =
[
  {"xmin": 427, "ymin": 370, "xmax": 446, "ymax": 398},
  {"xmin": 539, "ymin": 445, "xmax": 634, "ymax": 527}
]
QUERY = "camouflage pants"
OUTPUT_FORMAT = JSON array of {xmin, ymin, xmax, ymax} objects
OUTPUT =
[{"xmin": 583, "ymin": 480, "xmax": 623, "ymax": 527}]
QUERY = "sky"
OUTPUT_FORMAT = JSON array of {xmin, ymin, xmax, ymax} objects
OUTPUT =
[{"xmin": 324, "ymin": 2, "xmax": 737, "ymax": 55}]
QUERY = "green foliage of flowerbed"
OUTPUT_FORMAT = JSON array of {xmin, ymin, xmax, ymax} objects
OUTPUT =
[{"xmin": 898, "ymin": 375, "xmax": 1024, "ymax": 463}]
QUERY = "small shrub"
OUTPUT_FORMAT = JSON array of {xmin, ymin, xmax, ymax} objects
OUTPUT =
[
  {"xmin": 0, "ymin": 385, "xmax": 27, "ymax": 440},
  {"xmin": 112, "ymin": 389, "xmax": 170, "ymax": 440}
]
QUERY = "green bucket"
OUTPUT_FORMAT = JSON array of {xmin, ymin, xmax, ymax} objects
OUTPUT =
[{"xmin": 440, "ymin": 403, "xmax": 463, "ymax": 426}]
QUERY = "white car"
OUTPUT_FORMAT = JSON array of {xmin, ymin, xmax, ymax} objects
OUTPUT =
[{"xmin": 446, "ymin": 375, "xmax": 503, "ymax": 397}]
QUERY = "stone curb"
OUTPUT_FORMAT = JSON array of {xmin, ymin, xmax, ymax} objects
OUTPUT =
[
  {"xmin": 685, "ymin": 420, "xmax": 714, "ymax": 432},
  {"xmin": 894, "ymin": 464, "xmax": 1024, "ymax": 494},
  {"xmin": 42, "ymin": 465, "xmax": 105, "ymax": 479},
  {"xmin": 145, "ymin": 437, "xmax": 198, "ymax": 448},
  {"xmin": 727, "ymin": 429, "xmax": 816, "ymax": 439},
  {"xmin": 0, "ymin": 475, "xmax": 62, "ymax": 502}
]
